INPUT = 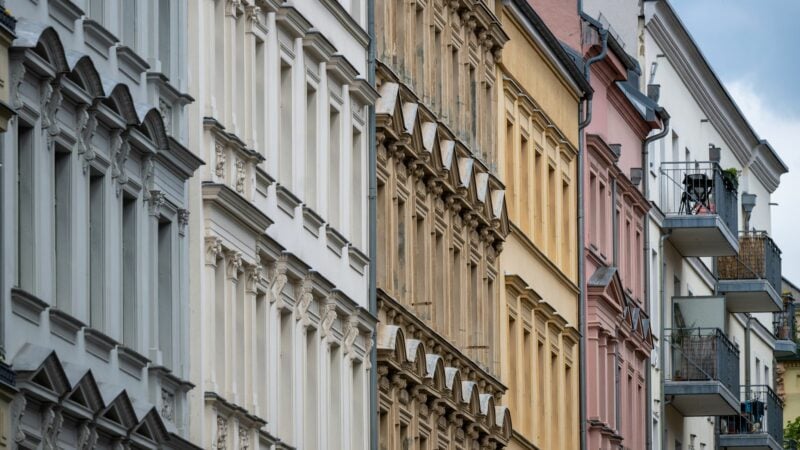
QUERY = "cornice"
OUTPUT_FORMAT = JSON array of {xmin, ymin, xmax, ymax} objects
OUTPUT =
[
  {"xmin": 647, "ymin": 4, "xmax": 785, "ymax": 192},
  {"xmin": 318, "ymin": 0, "xmax": 369, "ymax": 47},
  {"xmin": 508, "ymin": 224, "xmax": 580, "ymax": 296},
  {"xmin": 202, "ymin": 182, "xmax": 273, "ymax": 233}
]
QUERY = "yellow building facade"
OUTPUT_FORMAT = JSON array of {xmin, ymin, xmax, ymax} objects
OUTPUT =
[{"xmin": 496, "ymin": 2, "xmax": 590, "ymax": 449}]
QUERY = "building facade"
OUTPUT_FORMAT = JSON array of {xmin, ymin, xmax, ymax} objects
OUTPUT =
[
  {"xmin": 495, "ymin": 1, "xmax": 589, "ymax": 449},
  {"xmin": 184, "ymin": 0, "xmax": 376, "ymax": 449},
  {"xmin": 373, "ymin": 0, "xmax": 513, "ymax": 448},
  {"xmin": 1, "ymin": 0, "xmax": 203, "ymax": 448},
  {"xmin": 581, "ymin": 24, "xmax": 664, "ymax": 450}
]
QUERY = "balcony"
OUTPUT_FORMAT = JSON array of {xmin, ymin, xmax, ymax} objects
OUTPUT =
[
  {"xmin": 660, "ymin": 161, "xmax": 739, "ymax": 257},
  {"xmin": 774, "ymin": 294, "xmax": 797, "ymax": 358},
  {"xmin": 719, "ymin": 385, "xmax": 784, "ymax": 450},
  {"xmin": 665, "ymin": 328, "xmax": 740, "ymax": 416},
  {"xmin": 718, "ymin": 231, "xmax": 783, "ymax": 313}
]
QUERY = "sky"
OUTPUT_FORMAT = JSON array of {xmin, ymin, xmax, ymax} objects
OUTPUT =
[{"xmin": 670, "ymin": 0, "xmax": 800, "ymax": 284}]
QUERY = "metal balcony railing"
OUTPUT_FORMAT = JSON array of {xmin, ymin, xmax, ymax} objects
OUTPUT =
[
  {"xmin": 720, "ymin": 385, "xmax": 783, "ymax": 443},
  {"xmin": 719, "ymin": 231, "xmax": 782, "ymax": 292},
  {"xmin": 774, "ymin": 295, "xmax": 797, "ymax": 342},
  {"xmin": 666, "ymin": 327, "xmax": 740, "ymax": 394},
  {"xmin": 659, "ymin": 161, "xmax": 738, "ymax": 233}
]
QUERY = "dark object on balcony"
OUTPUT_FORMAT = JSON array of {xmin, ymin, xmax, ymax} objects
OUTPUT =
[
  {"xmin": 679, "ymin": 173, "xmax": 714, "ymax": 215},
  {"xmin": 719, "ymin": 385, "xmax": 783, "ymax": 448},
  {"xmin": 721, "ymin": 167, "xmax": 740, "ymax": 192}
]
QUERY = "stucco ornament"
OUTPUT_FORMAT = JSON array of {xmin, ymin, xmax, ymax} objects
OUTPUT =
[
  {"xmin": 111, "ymin": 129, "xmax": 131, "ymax": 196},
  {"xmin": 177, "ymin": 208, "xmax": 190, "ymax": 236},
  {"xmin": 343, "ymin": 315, "xmax": 360, "ymax": 354},
  {"xmin": 77, "ymin": 422, "xmax": 98, "ymax": 450},
  {"xmin": 205, "ymin": 236, "xmax": 224, "ymax": 264},
  {"xmin": 239, "ymin": 427, "xmax": 250, "ymax": 450},
  {"xmin": 215, "ymin": 142, "xmax": 226, "ymax": 178},
  {"xmin": 41, "ymin": 404, "xmax": 63, "ymax": 450},
  {"xmin": 10, "ymin": 62, "xmax": 25, "ymax": 109},
  {"xmin": 236, "ymin": 159, "xmax": 246, "ymax": 193},
  {"xmin": 268, "ymin": 261, "xmax": 288, "ymax": 305},
  {"xmin": 143, "ymin": 156, "xmax": 156, "ymax": 195},
  {"xmin": 161, "ymin": 389, "xmax": 175, "ymax": 423},
  {"xmin": 75, "ymin": 104, "xmax": 98, "ymax": 171},
  {"xmin": 147, "ymin": 190, "xmax": 166, "ymax": 217},
  {"xmin": 226, "ymin": 251, "xmax": 244, "ymax": 279},
  {"xmin": 214, "ymin": 416, "xmax": 229, "ymax": 450},
  {"xmin": 296, "ymin": 278, "xmax": 314, "ymax": 323},
  {"xmin": 321, "ymin": 301, "xmax": 337, "ymax": 337},
  {"xmin": 11, "ymin": 395, "xmax": 26, "ymax": 444}
]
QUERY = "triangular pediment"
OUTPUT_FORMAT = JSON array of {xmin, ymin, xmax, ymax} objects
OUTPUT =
[{"xmin": 587, "ymin": 266, "xmax": 626, "ymax": 313}]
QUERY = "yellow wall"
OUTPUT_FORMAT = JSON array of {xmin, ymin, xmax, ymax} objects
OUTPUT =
[
  {"xmin": 497, "ymin": 6, "xmax": 583, "ymax": 450},
  {"xmin": 500, "ymin": 9, "xmax": 581, "ymax": 149}
]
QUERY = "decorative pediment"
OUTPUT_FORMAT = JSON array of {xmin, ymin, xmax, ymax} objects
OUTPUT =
[
  {"xmin": 587, "ymin": 266, "xmax": 626, "ymax": 313},
  {"xmin": 12, "ymin": 344, "xmax": 71, "ymax": 398},
  {"xmin": 405, "ymin": 339, "xmax": 427, "ymax": 377},
  {"xmin": 13, "ymin": 20, "xmax": 69, "ymax": 73},
  {"xmin": 425, "ymin": 354, "xmax": 446, "ymax": 391}
]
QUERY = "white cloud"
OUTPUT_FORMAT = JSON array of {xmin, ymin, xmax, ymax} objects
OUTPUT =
[{"xmin": 726, "ymin": 79, "xmax": 800, "ymax": 283}]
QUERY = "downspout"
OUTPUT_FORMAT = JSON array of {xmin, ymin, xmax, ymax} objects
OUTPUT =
[
  {"xmin": 612, "ymin": 179, "xmax": 618, "ymax": 266},
  {"xmin": 659, "ymin": 231, "xmax": 671, "ymax": 450},
  {"xmin": 745, "ymin": 315, "xmax": 752, "ymax": 388},
  {"xmin": 578, "ymin": 25, "xmax": 608, "ymax": 450},
  {"xmin": 367, "ymin": 0, "xmax": 378, "ymax": 449},
  {"xmin": 643, "ymin": 111, "xmax": 669, "ymax": 450}
]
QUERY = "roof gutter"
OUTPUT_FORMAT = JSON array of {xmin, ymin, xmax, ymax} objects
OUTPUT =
[{"xmin": 367, "ymin": 0, "xmax": 378, "ymax": 448}]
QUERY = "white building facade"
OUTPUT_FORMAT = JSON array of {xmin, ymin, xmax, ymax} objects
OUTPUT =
[
  {"xmin": 0, "ymin": 0, "xmax": 202, "ymax": 448},
  {"xmin": 184, "ymin": 1, "xmax": 377, "ymax": 449}
]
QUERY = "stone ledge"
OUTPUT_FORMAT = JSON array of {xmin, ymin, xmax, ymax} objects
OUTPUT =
[
  {"xmin": 11, "ymin": 288, "xmax": 48, "ymax": 325},
  {"xmin": 49, "ymin": 308, "xmax": 85, "ymax": 344}
]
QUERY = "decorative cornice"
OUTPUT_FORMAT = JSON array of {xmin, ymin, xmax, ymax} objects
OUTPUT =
[{"xmin": 202, "ymin": 182, "xmax": 273, "ymax": 233}]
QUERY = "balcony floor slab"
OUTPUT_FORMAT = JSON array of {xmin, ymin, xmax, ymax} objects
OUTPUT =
[
  {"xmin": 718, "ymin": 279, "xmax": 783, "ymax": 313},
  {"xmin": 718, "ymin": 433, "xmax": 782, "ymax": 450},
  {"xmin": 663, "ymin": 215, "xmax": 738, "ymax": 257},
  {"xmin": 665, "ymin": 380, "xmax": 739, "ymax": 416}
]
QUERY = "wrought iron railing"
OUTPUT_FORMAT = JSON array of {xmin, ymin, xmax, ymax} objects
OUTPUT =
[
  {"xmin": 666, "ymin": 327, "xmax": 740, "ymax": 394},
  {"xmin": 774, "ymin": 294, "xmax": 797, "ymax": 342},
  {"xmin": 718, "ymin": 231, "xmax": 782, "ymax": 293},
  {"xmin": 720, "ymin": 385, "xmax": 783, "ymax": 444},
  {"xmin": 659, "ymin": 161, "xmax": 738, "ymax": 233}
]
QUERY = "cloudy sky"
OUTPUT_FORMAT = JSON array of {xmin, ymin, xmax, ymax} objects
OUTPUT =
[{"xmin": 670, "ymin": 0, "xmax": 800, "ymax": 283}]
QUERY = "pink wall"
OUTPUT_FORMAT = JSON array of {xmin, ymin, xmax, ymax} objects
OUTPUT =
[{"xmin": 526, "ymin": 0, "xmax": 582, "ymax": 51}]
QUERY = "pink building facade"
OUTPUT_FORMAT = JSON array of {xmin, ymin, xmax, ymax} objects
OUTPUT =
[{"xmin": 582, "ymin": 28, "xmax": 663, "ymax": 450}]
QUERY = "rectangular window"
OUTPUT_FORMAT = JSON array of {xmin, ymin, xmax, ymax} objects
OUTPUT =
[
  {"xmin": 519, "ymin": 136, "xmax": 529, "ymax": 232},
  {"xmin": 17, "ymin": 124, "xmax": 34, "ymax": 290},
  {"xmin": 548, "ymin": 166, "xmax": 556, "ymax": 254},
  {"xmin": 54, "ymin": 149, "xmax": 71, "ymax": 311},
  {"xmin": 377, "ymin": 182, "xmax": 387, "ymax": 286},
  {"xmin": 562, "ymin": 180, "xmax": 570, "ymax": 271},
  {"xmin": 279, "ymin": 62, "xmax": 293, "ymax": 185},
  {"xmin": 523, "ymin": 329, "xmax": 533, "ymax": 433},
  {"xmin": 88, "ymin": 0, "xmax": 104, "ymax": 23},
  {"xmin": 256, "ymin": 293, "xmax": 267, "ymax": 410},
  {"xmin": 328, "ymin": 107, "xmax": 341, "ymax": 228},
  {"xmin": 469, "ymin": 66, "xmax": 477, "ymax": 146},
  {"xmin": 450, "ymin": 47, "xmax": 459, "ymax": 126},
  {"xmin": 414, "ymin": 215, "xmax": 427, "ymax": 314},
  {"xmin": 350, "ymin": 127, "xmax": 363, "ymax": 246},
  {"xmin": 537, "ymin": 341, "xmax": 546, "ymax": 439},
  {"xmin": 396, "ymin": 197, "xmax": 407, "ymax": 300},
  {"xmin": 158, "ymin": 0, "xmax": 172, "ymax": 77},
  {"xmin": 469, "ymin": 262, "xmax": 479, "ymax": 349},
  {"xmin": 329, "ymin": 345, "xmax": 342, "ymax": 447},
  {"xmin": 236, "ymin": 275, "xmax": 245, "ymax": 397},
  {"xmin": 434, "ymin": 231, "xmax": 444, "ymax": 329},
  {"xmin": 433, "ymin": 28, "xmax": 442, "ymax": 112},
  {"xmin": 157, "ymin": 220, "xmax": 173, "ymax": 368},
  {"xmin": 505, "ymin": 121, "xmax": 514, "ymax": 215},
  {"xmin": 599, "ymin": 181, "xmax": 607, "ymax": 255},
  {"xmin": 89, "ymin": 171, "xmax": 105, "ymax": 329},
  {"xmin": 565, "ymin": 365, "xmax": 573, "ymax": 448},
  {"xmin": 507, "ymin": 316, "xmax": 517, "ymax": 415},
  {"xmin": 305, "ymin": 329, "xmax": 318, "ymax": 445},
  {"xmin": 120, "ymin": 0, "xmax": 136, "ymax": 49},
  {"xmin": 215, "ymin": 257, "xmax": 226, "ymax": 386},
  {"xmin": 415, "ymin": 5, "xmax": 425, "ymax": 95},
  {"xmin": 352, "ymin": 361, "xmax": 365, "ymax": 449},
  {"xmin": 279, "ymin": 311, "xmax": 293, "ymax": 434},
  {"xmin": 305, "ymin": 86, "xmax": 318, "ymax": 209},
  {"xmin": 450, "ymin": 247, "xmax": 461, "ymax": 340},
  {"xmin": 551, "ymin": 353, "xmax": 559, "ymax": 448},
  {"xmin": 255, "ymin": 38, "xmax": 266, "ymax": 153},
  {"xmin": 534, "ymin": 150, "xmax": 543, "ymax": 243},
  {"xmin": 122, "ymin": 194, "xmax": 137, "ymax": 347}
]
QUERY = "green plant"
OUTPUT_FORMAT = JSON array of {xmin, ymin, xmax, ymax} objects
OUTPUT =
[
  {"xmin": 785, "ymin": 416, "xmax": 800, "ymax": 443},
  {"xmin": 721, "ymin": 167, "xmax": 740, "ymax": 192}
]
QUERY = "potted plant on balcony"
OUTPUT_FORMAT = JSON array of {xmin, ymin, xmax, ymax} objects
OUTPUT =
[{"xmin": 722, "ymin": 168, "xmax": 740, "ymax": 192}]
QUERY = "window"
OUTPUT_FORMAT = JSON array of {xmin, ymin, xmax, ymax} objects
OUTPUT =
[
  {"xmin": 54, "ymin": 148, "xmax": 71, "ymax": 311},
  {"xmin": 520, "ymin": 136, "xmax": 529, "ymax": 232},
  {"xmin": 305, "ymin": 329, "xmax": 318, "ymax": 445},
  {"xmin": 351, "ymin": 361, "xmax": 365, "ymax": 449},
  {"xmin": 255, "ymin": 38, "xmax": 266, "ymax": 153},
  {"xmin": 434, "ymin": 231, "xmax": 444, "ymax": 328},
  {"xmin": 122, "ymin": 194, "xmax": 137, "ymax": 347},
  {"xmin": 433, "ymin": 28, "xmax": 442, "ymax": 112},
  {"xmin": 279, "ymin": 311, "xmax": 293, "ymax": 435},
  {"xmin": 329, "ymin": 345, "xmax": 342, "ymax": 448},
  {"xmin": 377, "ymin": 181, "xmax": 387, "ymax": 285},
  {"xmin": 158, "ymin": 0, "xmax": 172, "ymax": 77},
  {"xmin": 236, "ymin": 274, "xmax": 245, "ymax": 397},
  {"xmin": 396, "ymin": 197, "xmax": 407, "ymax": 300},
  {"xmin": 279, "ymin": 62, "xmax": 293, "ymax": 185},
  {"xmin": 305, "ymin": 86, "xmax": 318, "ymax": 209},
  {"xmin": 414, "ymin": 214, "xmax": 427, "ymax": 312},
  {"xmin": 328, "ymin": 107, "xmax": 341, "ymax": 227},
  {"xmin": 17, "ymin": 124, "xmax": 34, "ymax": 291},
  {"xmin": 414, "ymin": 5, "xmax": 425, "ymax": 96},
  {"xmin": 548, "ymin": 166, "xmax": 556, "ymax": 252},
  {"xmin": 256, "ymin": 293, "xmax": 267, "ymax": 410},
  {"xmin": 450, "ymin": 47, "xmax": 459, "ymax": 126},
  {"xmin": 507, "ymin": 316, "xmax": 517, "ymax": 415},
  {"xmin": 215, "ymin": 255, "xmax": 226, "ymax": 386},
  {"xmin": 505, "ymin": 121, "xmax": 515, "ymax": 215},
  {"xmin": 523, "ymin": 328, "xmax": 533, "ymax": 433},
  {"xmin": 351, "ymin": 127, "xmax": 363, "ymax": 246},
  {"xmin": 551, "ymin": 353, "xmax": 559, "ymax": 448},
  {"xmin": 120, "ymin": 0, "xmax": 137, "ymax": 49},
  {"xmin": 157, "ymin": 220, "xmax": 173, "ymax": 368},
  {"xmin": 469, "ymin": 66, "xmax": 477, "ymax": 146},
  {"xmin": 469, "ymin": 262, "xmax": 479, "ymax": 348},
  {"xmin": 562, "ymin": 180, "xmax": 571, "ymax": 274},
  {"xmin": 450, "ymin": 247, "xmax": 461, "ymax": 340},
  {"xmin": 88, "ymin": 0, "xmax": 104, "ymax": 23},
  {"xmin": 89, "ymin": 171, "xmax": 106, "ymax": 329}
]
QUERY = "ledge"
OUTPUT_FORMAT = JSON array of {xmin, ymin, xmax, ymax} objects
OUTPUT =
[
  {"xmin": 117, "ymin": 45, "xmax": 150, "ymax": 84},
  {"xmin": 82, "ymin": 19, "xmax": 119, "ymax": 59},
  {"xmin": 84, "ymin": 328, "xmax": 119, "ymax": 362},
  {"xmin": 275, "ymin": 184, "xmax": 301, "ymax": 217},
  {"xmin": 255, "ymin": 167, "xmax": 275, "ymax": 197},
  {"xmin": 303, "ymin": 31, "xmax": 336, "ymax": 62},
  {"xmin": 49, "ymin": 0, "xmax": 82, "ymax": 32},
  {"xmin": 203, "ymin": 182, "xmax": 273, "ymax": 233},
  {"xmin": 347, "ymin": 244, "xmax": 369, "ymax": 275},
  {"xmin": 117, "ymin": 346, "xmax": 150, "ymax": 380},
  {"xmin": 326, "ymin": 54, "xmax": 359, "ymax": 85},
  {"xmin": 11, "ymin": 288, "xmax": 48, "ymax": 325},
  {"xmin": 49, "ymin": 308, "xmax": 85, "ymax": 344},
  {"xmin": 301, "ymin": 205, "xmax": 325, "ymax": 237},
  {"xmin": 275, "ymin": 6, "xmax": 312, "ymax": 39},
  {"xmin": 325, "ymin": 225, "xmax": 348, "ymax": 256}
]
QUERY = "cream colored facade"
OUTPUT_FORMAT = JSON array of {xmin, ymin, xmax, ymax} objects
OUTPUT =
[
  {"xmin": 185, "ymin": 1, "xmax": 376, "ymax": 449},
  {"xmin": 495, "ymin": 2, "xmax": 585, "ymax": 449},
  {"xmin": 374, "ymin": 0, "xmax": 513, "ymax": 448}
]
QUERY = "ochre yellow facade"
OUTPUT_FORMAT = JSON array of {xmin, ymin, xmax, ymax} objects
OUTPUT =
[
  {"xmin": 496, "ymin": 5, "xmax": 584, "ymax": 450},
  {"xmin": 374, "ymin": 0, "xmax": 514, "ymax": 448}
]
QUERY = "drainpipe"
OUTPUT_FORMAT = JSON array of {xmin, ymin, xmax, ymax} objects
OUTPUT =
[
  {"xmin": 578, "ymin": 24, "xmax": 608, "ymax": 450},
  {"xmin": 612, "ymin": 179, "xmax": 618, "ymax": 267},
  {"xmin": 643, "ymin": 111, "xmax": 669, "ymax": 450},
  {"xmin": 659, "ymin": 231, "xmax": 671, "ymax": 450},
  {"xmin": 367, "ymin": 0, "xmax": 378, "ymax": 449},
  {"xmin": 745, "ymin": 315, "xmax": 752, "ymax": 388}
]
